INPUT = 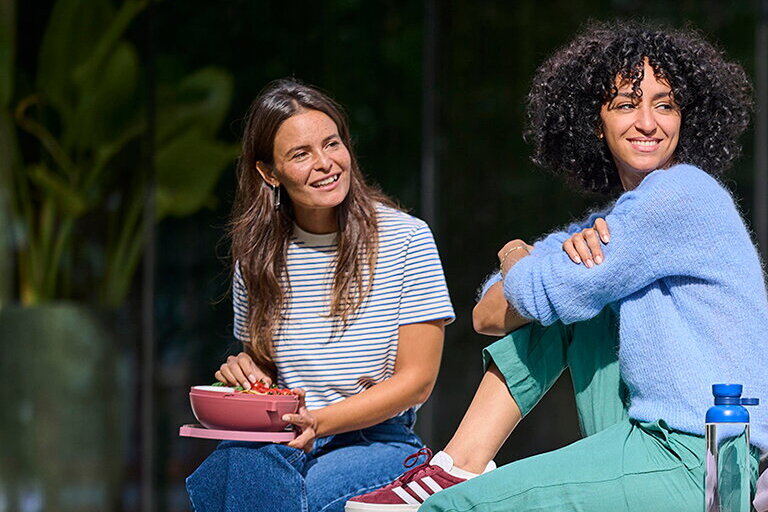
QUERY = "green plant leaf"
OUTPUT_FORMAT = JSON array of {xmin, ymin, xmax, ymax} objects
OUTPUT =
[
  {"xmin": 36, "ymin": 0, "xmax": 113, "ymax": 118},
  {"xmin": 155, "ymin": 130, "xmax": 238, "ymax": 219},
  {"xmin": 27, "ymin": 164, "xmax": 89, "ymax": 216},
  {"xmin": 63, "ymin": 42, "xmax": 142, "ymax": 152},
  {"xmin": 72, "ymin": 0, "xmax": 147, "ymax": 90},
  {"xmin": 156, "ymin": 67, "xmax": 233, "ymax": 145}
]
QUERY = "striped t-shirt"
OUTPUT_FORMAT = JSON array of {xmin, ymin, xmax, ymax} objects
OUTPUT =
[{"xmin": 233, "ymin": 204, "xmax": 455, "ymax": 410}]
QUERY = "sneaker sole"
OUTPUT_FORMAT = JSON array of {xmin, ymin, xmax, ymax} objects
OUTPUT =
[{"xmin": 345, "ymin": 502, "xmax": 421, "ymax": 512}]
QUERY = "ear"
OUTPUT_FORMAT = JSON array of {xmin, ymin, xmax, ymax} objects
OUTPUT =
[{"xmin": 256, "ymin": 161, "xmax": 280, "ymax": 187}]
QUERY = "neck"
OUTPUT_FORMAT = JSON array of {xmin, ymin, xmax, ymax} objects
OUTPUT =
[
  {"xmin": 617, "ymin": 157, "xmax": 677, "ymax": 191},
  {"xmin": 294, "ymin": 207, "xmax": 338, "ymax": 234},
  {"xmin": 618, "ymin": 168, "xmax": 646, "ymax": 191}
]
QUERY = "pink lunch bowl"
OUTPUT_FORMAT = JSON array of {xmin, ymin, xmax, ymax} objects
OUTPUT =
[{"xmin": 189, "ymin": 386, "xmax": 299, "ymax": 431}]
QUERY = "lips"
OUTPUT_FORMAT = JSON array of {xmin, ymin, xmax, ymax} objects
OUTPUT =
[{"xmin": 310, "ymin": 174, "xmax": 340, "ymax": 188}]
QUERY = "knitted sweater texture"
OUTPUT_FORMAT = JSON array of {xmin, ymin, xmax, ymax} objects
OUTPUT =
[{"xmin": 504, "ymin": 164, "xmax": 768, "ymax": 450}]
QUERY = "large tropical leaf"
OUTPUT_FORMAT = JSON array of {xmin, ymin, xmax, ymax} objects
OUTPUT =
[
  {"xmin": 155, "ymin": 67, "xmax": 233, "ymax": 145},
  {"xmin": 63, "ymin": 41, "xmax": 142, "ymax": 152},
  {"xmin": 36, "ymin": 0, "xmax": 113, "ymax": 118},
  {"xmin": 155, "ymin": 129, "xmax": 238, "ymax": 219},
  {"xmin": 71, "ymin": 0, "xmax": 147, "ymax": 90}
]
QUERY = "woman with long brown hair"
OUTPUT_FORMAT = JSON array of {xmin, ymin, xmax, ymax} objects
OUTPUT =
[{"xmin": 185, "ymin": 78, "xmax": 455, "ymax": 512}]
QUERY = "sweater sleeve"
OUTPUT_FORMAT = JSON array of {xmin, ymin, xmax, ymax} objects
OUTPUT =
[
  {"xmin": 531, "ymin": 208, "xmax": 613, "ymax": 255},
  {"xmin": 477, "ymin": 208, "xmax": 614, "ymax": 299},
  {"xmin": 504, "ymin": 165, "xmax": 725, "ymax": 325}
]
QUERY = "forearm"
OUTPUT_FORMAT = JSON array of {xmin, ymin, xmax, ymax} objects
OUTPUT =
[
  {"xmin": 473, "ymin": 281, "xmax": 531, "ymax": 336},
  {"xmin": 312, "ymin": 319, "xmax": 444, "ymax": 437},
  {"xmin": 312, "ymin": 371, "xmax": 435, "ymax": 437}
]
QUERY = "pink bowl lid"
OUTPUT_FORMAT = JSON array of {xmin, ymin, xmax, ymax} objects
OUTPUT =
[{"xmin": 179, "ymin": 424, "xmax": 297, "ymax": 442}]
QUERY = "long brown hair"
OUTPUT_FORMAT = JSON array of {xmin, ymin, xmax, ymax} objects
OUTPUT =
[{"xmin": 230, "ymin": 78, "xmax": 398, "ymax": 381}]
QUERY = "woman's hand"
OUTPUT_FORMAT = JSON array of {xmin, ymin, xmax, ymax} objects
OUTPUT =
[
  {"xmin": 283, "ymin": 389, "xmax": 318, "ymax": 453},
  {"xmin": 498, "ymin": 240, "xmax": 534, "ymax": 276},
  {"xmin": 214, "ymin": 351, "xmax": 273, "ymax": 389},
  {"xmin": 562, "ymin": 218, "xmax": 610, "ymax": 268}
]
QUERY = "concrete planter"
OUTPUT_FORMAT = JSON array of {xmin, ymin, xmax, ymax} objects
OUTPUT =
[{"xmin": 0, "ymin": 303, "xmax": 129, "ymax": 512}]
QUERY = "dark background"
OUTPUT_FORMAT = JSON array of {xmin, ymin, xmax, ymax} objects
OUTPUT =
[{"xmin": 3, "ymin": 1, "xmax": 765, "ymax": 511}]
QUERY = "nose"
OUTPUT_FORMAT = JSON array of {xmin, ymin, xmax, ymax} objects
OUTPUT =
[
  {"xmin": 314, "ymin": 150, "xmax": 333, "ymax": 172},
  {"xmin": 634, "ymin": 104, "xmax": 657, "ymax": 134}
]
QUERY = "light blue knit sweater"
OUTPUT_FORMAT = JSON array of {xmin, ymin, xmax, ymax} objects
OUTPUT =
[{"xmin": 503, "ymin": 164, "xmax": 768, "ymax": 450}]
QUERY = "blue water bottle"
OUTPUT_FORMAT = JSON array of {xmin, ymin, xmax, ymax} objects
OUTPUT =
[{"xmin": 705, "ymin": 384, "xmax": 759, "ymax": 512}]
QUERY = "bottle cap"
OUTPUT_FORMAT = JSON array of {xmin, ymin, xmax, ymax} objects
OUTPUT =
[
  {"xmin": 713, "ymin": 384, "xmax": 743, "ymax": 397},
  {"xmin": 707, "ymin": 383, "xmax": 758, "ymax": 423},
  {"xmin": 713, "ymin": 384, "xmax": 744, "ymax": 405}
]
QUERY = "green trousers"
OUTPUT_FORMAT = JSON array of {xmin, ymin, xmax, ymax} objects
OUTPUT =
[{"xmin": 421, "ymin": 309, "xmax": 713, "ymax": 512}]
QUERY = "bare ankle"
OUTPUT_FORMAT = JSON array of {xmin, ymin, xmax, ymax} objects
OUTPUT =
[{"xmin": 442, "ymin": 446, "xmax": 490, "ymax": 475}]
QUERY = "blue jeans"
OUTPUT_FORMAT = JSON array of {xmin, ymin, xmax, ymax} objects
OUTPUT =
[{"xmin": 186, "ymin": 410, "xmax": 423, "ymax": 512}]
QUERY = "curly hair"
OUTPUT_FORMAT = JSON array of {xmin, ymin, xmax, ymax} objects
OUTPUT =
[{"xmin": 524, "ymin": 20, "xmax": 753, "ymax": 195}]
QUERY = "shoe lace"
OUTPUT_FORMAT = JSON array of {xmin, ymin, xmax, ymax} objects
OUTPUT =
[{"xmin": 380, "ymin": 448, "xmax": 436, "ymax": 488}]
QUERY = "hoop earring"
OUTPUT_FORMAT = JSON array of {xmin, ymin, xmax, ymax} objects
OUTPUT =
[{"xmin": 272, "ymin": 185, "xmax": 281, "ymax": 210}]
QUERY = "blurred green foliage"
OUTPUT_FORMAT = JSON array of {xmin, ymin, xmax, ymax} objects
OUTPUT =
[
  {"xmin": 4, "ymin": 0, "xmax": 238, "ymax": 307},
  {"xmin": 0, "ymin": 0, "xmax": 15, "ymax": 309}
]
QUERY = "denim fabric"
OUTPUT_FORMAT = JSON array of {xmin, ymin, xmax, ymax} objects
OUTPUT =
[{"xmin": 186, "ymin": 410, "xmax": 424, "ymax": 512}]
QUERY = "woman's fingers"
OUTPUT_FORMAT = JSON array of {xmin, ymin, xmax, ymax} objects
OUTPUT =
[
  {"xmin": 563, "ymin": 238, "xmax": 582, "ymax": 264},
  {"xmin": 292, "ymin": 388, "xmax": 307, "ymax": 410},
  {"xmin": 572, "ymin": 233, "xmax": 594, "ymax": 268},
  {"xmin": 594, "ymin": 218, "xmax": 610, "ymax": 244},
  {"xmin": 286, "ymin": 427, "xmax": 315, "ymax": 452},
  {"xmin": 563, "ymin": 219, "xmax": 610, "ymax": 267},
  {"xmin": 583, "ymin": 228, "xmax": 603, "ymax": 265},
  {"xmin": 236, "ymin": 352, "xmax": 272, "ymax": 387},
  {"xmin": 283, "ymin": 391, "xmax": 317, "ymax": 453},
  {"xmin": 214, "ymin": 352, "xmax": 272, "ymax": 389},
  {"xmin": 564, "ymin": 229, "xmax": 607, "ymax": 267},
  {"xmin": 217, "ymin": 364, "xmax": 240, "ymax": 387},
  {"xmin": 225, "ymin": 355, "xmax": 251, "ymax": 389}
]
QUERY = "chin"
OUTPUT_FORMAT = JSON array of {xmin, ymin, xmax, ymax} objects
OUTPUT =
[{"xmin": 625, "ymin": 162, "xmax": 665, "ymax": 174}]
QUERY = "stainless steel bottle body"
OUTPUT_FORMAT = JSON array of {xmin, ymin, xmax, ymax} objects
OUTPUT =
[{"xmin": 705, "ymin": 423, "xmax": 752, "ymax": 512}]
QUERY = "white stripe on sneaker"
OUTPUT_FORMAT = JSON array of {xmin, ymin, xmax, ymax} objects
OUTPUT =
[
  {"xmin": 406, "ymin": 482, "xmax": 431, "ymax": 501},
  {"xmin": 421, "ymin": 476, "xmax": 444, "ymax": 494},
  {"xmin": 392, "ymin": 486, "xmax": 420, "ymax": 505}
]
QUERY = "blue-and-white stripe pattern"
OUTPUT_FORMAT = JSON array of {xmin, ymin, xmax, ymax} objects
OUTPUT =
[{"xmin": 233, "ymin": 204, "xmax": 455, "ymax": 410}]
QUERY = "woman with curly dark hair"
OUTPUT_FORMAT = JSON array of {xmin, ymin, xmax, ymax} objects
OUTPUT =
[{"xmin": 347, "ymin": 20, "xmax": 767, "ymax": 512}]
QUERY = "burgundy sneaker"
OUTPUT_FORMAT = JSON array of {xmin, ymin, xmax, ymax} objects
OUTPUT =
[{"xmin": 345, "ymin": 449, "xmax": 468, "ymax": 511}]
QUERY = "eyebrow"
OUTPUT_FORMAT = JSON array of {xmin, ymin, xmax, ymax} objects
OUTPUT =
[
  {"xmin": 283, "ymin": 134, "xmax": 340, "ymax": 158},
  {"xmin": 616, "ymin": 91, "xmax": 673, "ymax": 100}
]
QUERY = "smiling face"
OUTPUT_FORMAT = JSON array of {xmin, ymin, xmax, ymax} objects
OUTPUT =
[
  {"xmin": 257, "ymin": 109, "xmax": 352, "ymax": 233},
  {"xmin": 600, "ymin": 60, "xmax": 681, "ymax": 190}
]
